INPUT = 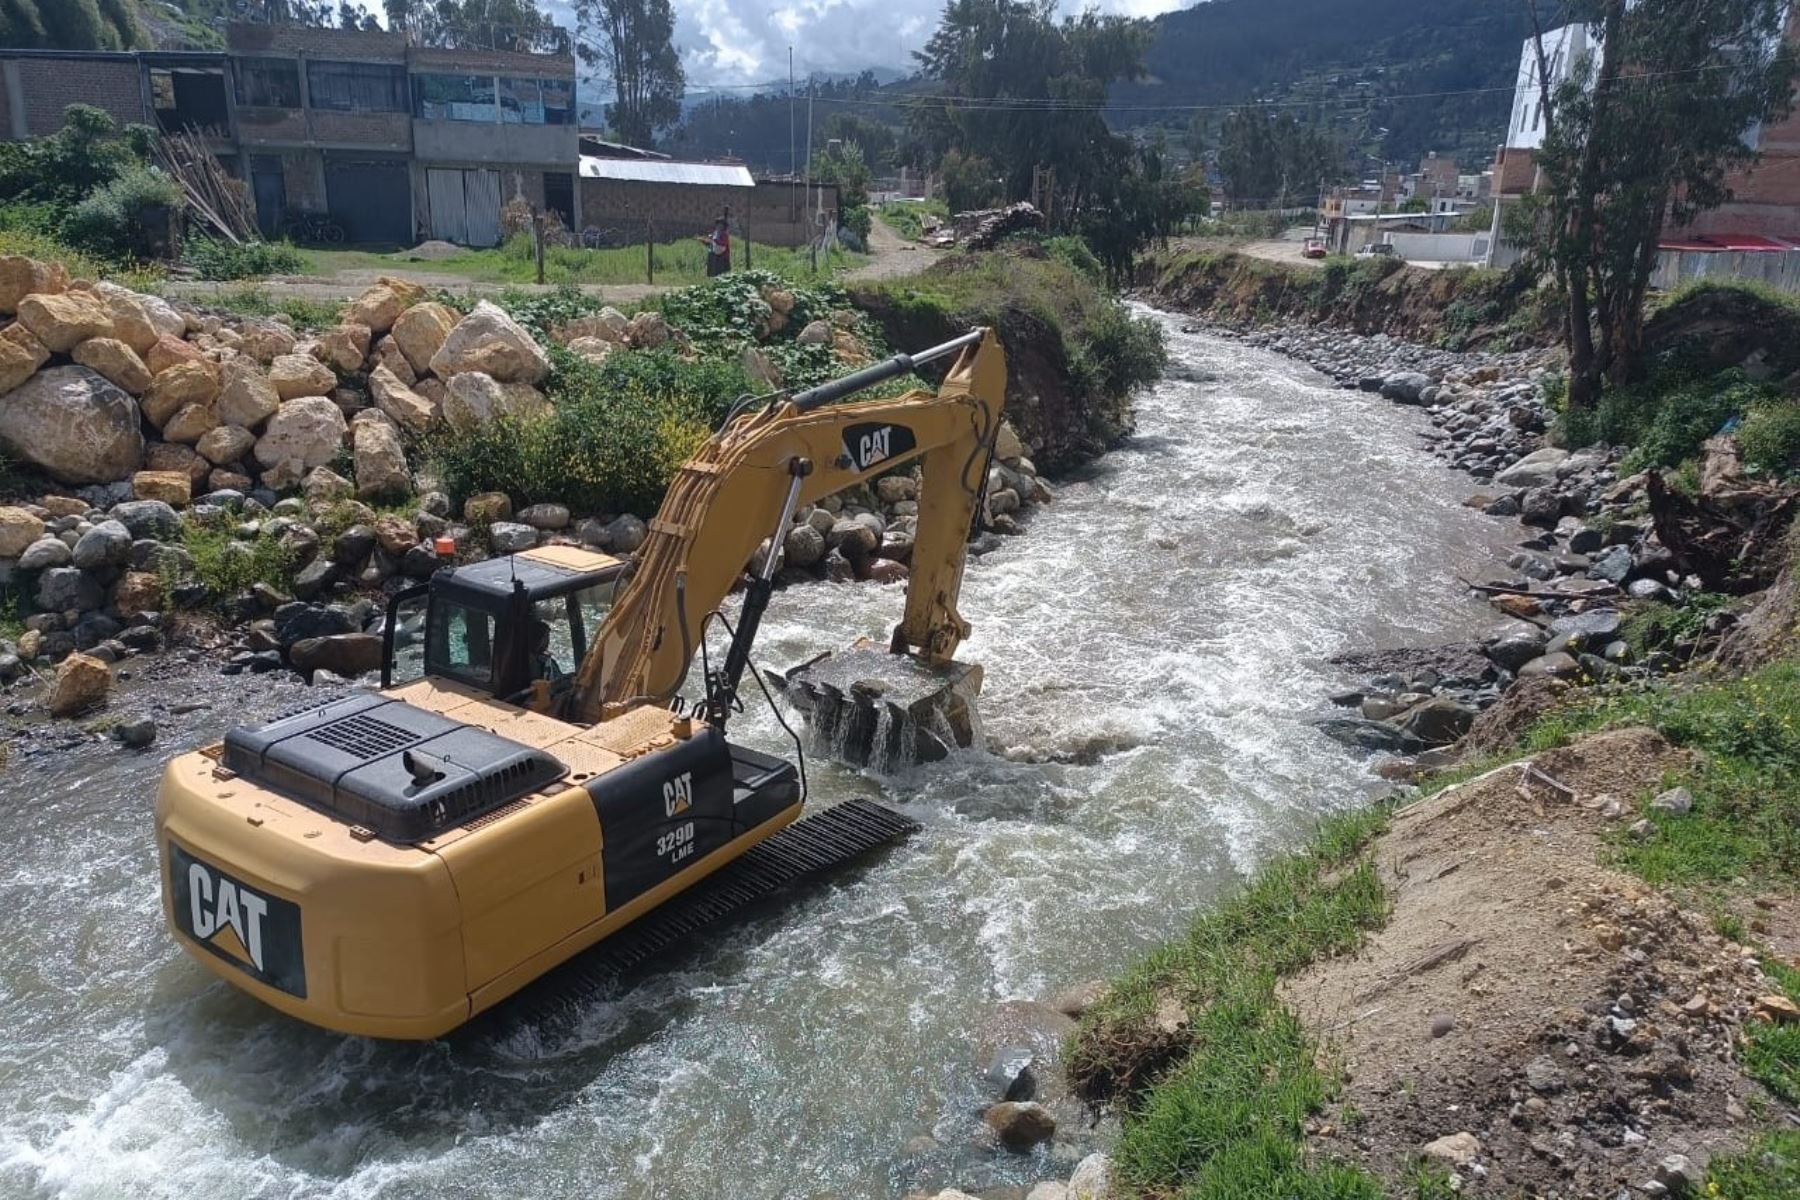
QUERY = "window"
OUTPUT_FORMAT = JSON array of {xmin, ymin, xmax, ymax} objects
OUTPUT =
[
  {"xmin": 413, "ymin": 73, "xmax": 497, "ymax": 122},
  {"xmin": 497, "ymin": 77, "xmax": 575, "ymax": 125},
  {"xmin": 308, "ymin": 61, "xmax": 407, "ymax": 112},
  {"xmin": 427, "ymin": 601, "xmax": 496, "ymax": 687},
  {"xmin": 236, "ymin": 58, "xmax": 301, "ymax": 109}
]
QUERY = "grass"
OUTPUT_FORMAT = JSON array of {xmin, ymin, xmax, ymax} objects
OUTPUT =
[
  {"xmin": 0, "ymin": 224, "xmax": 163, "ymax": 292},
  {"xmin": 1705, "ymin": 1131, "xmax": 1800, "ymax": 1199},
  {"xmin": 186, "ymin": 287, "xmax": 343, "ymax": 332},
  {"xmin": 876, "ymin": 199, "xmax": 949, "ymax": 242},
  {"xmin": 1743, "ymin": 955, "xmax": 1800, "ymax": 1105},
  {"xmin": 294, "ymin": 233, "xmax": 866, "ymax": 288},
  {"xmin": 163, "ymin": 519, "xmax": 295, "ymax": 604},
  {"xmin": 1520, "ymin": 659, "xmax": 1800, "ymax": 889},
  {"xmin": 1069, "ymin": 803, "xmax": 1393, "ymax": 1199}
]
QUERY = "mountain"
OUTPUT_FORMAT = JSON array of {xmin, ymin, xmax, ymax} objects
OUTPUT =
[{"xmin": 1119, "ymin": 0, "xmax": 1538, "ymax": 170}]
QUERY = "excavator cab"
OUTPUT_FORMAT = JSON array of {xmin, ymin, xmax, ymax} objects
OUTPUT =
[{"xmin": 381, "ymin": 545, "xmax": 624, "ymax": 711}]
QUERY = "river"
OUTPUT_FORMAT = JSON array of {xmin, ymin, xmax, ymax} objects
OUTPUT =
[{"xmin": 0, "ymin": 314, "xmax": 1517, "ymax": 1199}]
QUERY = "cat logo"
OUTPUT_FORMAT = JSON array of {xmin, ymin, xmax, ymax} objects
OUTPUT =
[
  {"xmin": 169, "ymin": 843, "xmax": 307, "ymax": 997},
  {"xmin": 186, "ymin": 860, "xmax": 270, "ymax": 972},
  {"xmin": 841, "ymin": 421, "xmax": 918, "ymax": 473},
  {"xmin": 662, "ymin": 770, "xmax": 693, "ymax": 817}
]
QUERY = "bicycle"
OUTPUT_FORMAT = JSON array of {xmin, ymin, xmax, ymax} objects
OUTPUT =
[{"xmin": 281, "ymin": 212, "xmax": 347, "ymax": 246}]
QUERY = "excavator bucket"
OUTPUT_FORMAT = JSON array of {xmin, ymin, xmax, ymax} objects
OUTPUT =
[{"xmin": 771, "ymin": 640, "xmax": 983, "ymax": 770}]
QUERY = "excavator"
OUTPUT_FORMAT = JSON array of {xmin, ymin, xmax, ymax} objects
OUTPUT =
[{"xmin": 154, "ymin": 329, "xmax": 1006, "ymax": 1039}]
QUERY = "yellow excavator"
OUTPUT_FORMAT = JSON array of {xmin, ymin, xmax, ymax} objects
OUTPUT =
[{"xmin": 155, "ymin": 329, "xmax": 1005, "ymax": 1039}]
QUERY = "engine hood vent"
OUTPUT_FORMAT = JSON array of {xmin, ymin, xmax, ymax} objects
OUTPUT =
[{"xmin": 222, "ymin": 694, "xmax": 567, "ymax": 843}]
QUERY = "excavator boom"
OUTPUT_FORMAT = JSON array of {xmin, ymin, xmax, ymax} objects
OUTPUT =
[{"xmin": 567, "ymin": 328, "xmax": 1007, "ymax": 725}]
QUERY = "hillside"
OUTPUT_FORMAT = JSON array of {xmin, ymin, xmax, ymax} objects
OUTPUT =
[{"xmin": 1118, "ymin": 0, "xmax": 1537, "ymax": 169}]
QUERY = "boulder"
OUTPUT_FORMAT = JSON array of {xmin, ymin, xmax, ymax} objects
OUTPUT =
[
  {"xmin": 268, "ymin": 353, "xmax": 338, "ymax": 400},
  {"xmin": 556, "ymin": 309, "xmax": 630, "ymax": 344},
  {"xmin": 141, "ymin": 359, "xmax": 221, "ymax": 428},
  {"xmin": 239, "ymin": 321, "xmax": 297, "ymax": 363},
  {"xmin": 0, "ymin": 323, "xmax": 50, "ymax": 394},
  {"xmin": 389, "ymin": 301, "xmax": 459, "ymax": 376},
  {"xmin": 289, "ymin": 632, "xmax": 383, "ymax": 678},
  {"xmin": 429, "ymin": 300, "xmax": 550, "ymax": 384},
  {"xmin": 995, "ymin": 421, "xmax": 1025, "ymax": 463},
  {"xmin": 17, "ymin": 535, "xmax": 69, "ymax": 569},
  {"xmin": 37, "ymin": 566, "xmax": 103, "ymax": 611},
  {"xmin": 345, "ymin": 280, "xmax": 420, "ymax": 334},
  {"xmin": 1588, "ymin": 544, "xmax": 1634, "ymax": 585},
  {"xmin": 517, "ymin": 502, "xmax": 570, "ymax": 530},
  {"xmin": 1649, "ymin": 786, "xmax": 1694, "ymax": 815},
  {"xmin": 145, "ymin": 333, "xmax": 205, "ymax": 376},
  {"xmin": 606, "ymin": 513, "xmax": 646, "ymax": 552},
  {"xmin": 314, "ymin": 323, "xmax": 372, "ymax": 374},
  {"xmin": 739, "ymin": 345, "xmax": 778, "ymax": 389},
  {"xmin": 109, "ymin": 499, "xmax": 180, "ymax": 540},
  {"xmin": 783, "ymin": 522, "xmax": 825, "ymax": 568},
  {"xmin": 17, "ymin": 291, "xmax": 112, "ymax": 352},
  {"xmin": 797, "ymin": 319, "xmax": 832, "ymax": 346},
  {"xmin": 217, "ymin": 359, "xmax": 281, "ymax": 428},
  {"xmin": 1421, "ymin": 1132, "xmax": 1482, "ymax": 1169},
  {"xmin": 353, "ymin": 419, "xmax": 410, "ymax": 501},
  {"xmin": 112, "ymin": 570, "xmax": 164, "ymax": 619},
  {"xmin": 303, "ymin": 466, "xmax": 355, "ymax": 506},
  {"xmin": 143, "ymin": 442, "xmax": 209, "ymax": 485},
  {"xmin": 196, "ymin": 423, "xmax": 256, "ymax": 466},
  {"xmin": 0, "ymin": 255, "xmax": 68, "ymax": 314},
  {"xmin": 255, "ymin": 397, "xmax": 348, "ymax": 472},
  {"xmin": 567, "ymin": 336, "xmax": 616, "ymax": 366},
  {"xmin": 1495, "ymin": 447, "xmax": 1570, "ymax": 488},
  {"xmin": 464, "ymin": 491, "xmax": 512, "ymax": 524},
  {"xmin": 1379, "ymin": 371, "xmax": 1433, "ymax": 404},
  {"xmin": 72, "ymin": 519, "xmax": 132, "ymax": 569},
  {"xmin": 1518, "ymin": 651, "xmax": 1582, "ymax": 679},
  {"xmin": 0, "ymin": 366, "xmax": 145, "ymax": 484},
  {"xmin": 371, "ymin": 514, "xmax": 417, "ymax": 556},
  {"xmin": 983, "ymin": 1101, "xmax": 1056, "ymax": 1151},
  {"xmin": 91, "ymin": 289, "xmax": 158, "ymax": 355},
  {"xmin": 488, "ymin": 521, "xmax": 538, "ymax": 552},
  {"xmin": 70, "ymin": 337, "xmax": 152, "ymax": 394},
  {"xmin": 1485, "ymin": 629, "xmax": 1548, "ymax": 672},
  {"xmin": 129, "ymin": 470, "xmax": 191, "ymax": 507},
  {"xmin": 372, "ymin": 335, "xmax": 415, "ymax": 384},
  {"xmin": 47, "ymin": 652, "xmax": 110, "ymax": 717},
  {"xmin": 0, "ymin": 506, "xmax": 46, "ymax": 557},
  {"xmin": 1314, "ymin": 716, "xmax": 1427, "ymax": 755},
  {"xmin": 369, "ymin": 364, "xmax": 438, "ymax": 431},
  {"xmin": 1400, "ymin": 696, "xmax": 1477, "ymax": 746},
  {"xmin": 442, "ymin": 371, "xmax": 550, "ymax": 429},
  {"xmin": 625, "ymin": 310, "xmax": 672, "ymax": 348},
  {"xmin": 1067, "ymin": 1153, "xmax": 1114, "ymax": 1200},
  {"xmin": 162, "ymin": 401, "xmax": 219, "ymax": 445}
]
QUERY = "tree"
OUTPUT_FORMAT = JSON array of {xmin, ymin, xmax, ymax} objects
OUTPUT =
[
  {"xmin": 1215, "ymin": 108, "xmax": 1340, "ymax": 208},
  {"xmin": 576, "ymin": 0, "xmax": 684, "ymax": 149},
  {"xmin": 913, "ymin": 0, "xmax": 1149, "ymax": 223},
  {"xmin": 813, "ymin": 140, "xmax": 873, "ymax": 238},
  {"xmin": 0, "ymin": 0, "xmax": 142, "ymax": 49},
  {"xmin": 1529, "ymin": 0, "xmax": 1796, "ymax": 411},
  {"xmin": 940, "ymin": 147, "xmax": 1002, "ymax": 212},
  {"xmin": 385, "ymin": 0, "xmax": 570, "ymax": 52}
]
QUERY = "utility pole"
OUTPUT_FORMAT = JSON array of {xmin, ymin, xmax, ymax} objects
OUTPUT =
[
  {"xmin": 805, "ymin": 72, "xmax": 816, "ymax": 273},
  {"xmin": 788, "ymin": 48, "xmax": 796, "ymax": 178}
]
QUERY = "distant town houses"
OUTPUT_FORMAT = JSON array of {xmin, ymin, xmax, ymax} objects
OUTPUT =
[{"xmin": 0, "ymin": 22, "xmax": 835, "ymax": 251}]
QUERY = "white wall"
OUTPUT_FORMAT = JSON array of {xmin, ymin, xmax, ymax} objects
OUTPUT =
[{"xmin": 1506, "ymin": 23, "xmax": 1593, "ymax": 150}]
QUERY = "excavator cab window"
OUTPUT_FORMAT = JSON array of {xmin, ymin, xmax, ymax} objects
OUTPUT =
[{"xmin": 430, "ymin": 601, "xmax": 497, "ymax": 688}]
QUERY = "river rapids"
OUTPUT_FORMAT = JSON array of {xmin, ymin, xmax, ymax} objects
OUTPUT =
[{"xmin": 0, "ymin": 313, "xmax": 1516, "ymax": 1198}]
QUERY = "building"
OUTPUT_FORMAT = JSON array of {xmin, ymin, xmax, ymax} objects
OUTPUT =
[{"xmin": 0, "ymin": 23, "xmax": 577, "ymax": 248}]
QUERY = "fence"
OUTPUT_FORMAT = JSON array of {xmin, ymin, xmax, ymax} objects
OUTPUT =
[
  {"xmin": 1650, "ymin": 247, "xmax": 1800, "ymax": 295},
  {"xmin": 1385, "ymin": 232, "xmax": 1491, "ymax": 264}
]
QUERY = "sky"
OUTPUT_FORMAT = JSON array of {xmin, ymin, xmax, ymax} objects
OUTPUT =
[{"xmin": 538, "ymin": 0, "xmax": 1194, "ymax": 94}]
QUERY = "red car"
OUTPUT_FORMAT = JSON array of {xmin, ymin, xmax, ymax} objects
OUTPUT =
[{"xmin": 1302, "ymin": 237, "xmax": 1328, "ymax": 258}]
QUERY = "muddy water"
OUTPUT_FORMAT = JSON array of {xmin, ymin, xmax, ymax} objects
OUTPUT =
[{"xmin": 0, "ymin": 314, "xmax": 1517, "ymax": 1199}]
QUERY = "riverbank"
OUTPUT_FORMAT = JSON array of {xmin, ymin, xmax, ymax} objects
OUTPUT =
[{"xmin": 1051, "ymin": 311, "xmax": 1800, "ymax": 1199}]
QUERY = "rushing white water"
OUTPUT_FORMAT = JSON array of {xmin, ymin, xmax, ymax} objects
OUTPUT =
[{"xmin": 0, "ymin": 314, "xmax": 1516, "ymax": 1199}]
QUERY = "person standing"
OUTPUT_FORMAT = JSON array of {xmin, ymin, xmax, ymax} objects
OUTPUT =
[{"xmin": 698, "ymin": 216, "xmax": 731, "ymax": 276}]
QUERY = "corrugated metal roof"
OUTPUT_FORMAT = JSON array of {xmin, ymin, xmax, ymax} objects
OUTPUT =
[{"xmin": 579, "ymin": 157, "xmax": 754, "ymax": 187}]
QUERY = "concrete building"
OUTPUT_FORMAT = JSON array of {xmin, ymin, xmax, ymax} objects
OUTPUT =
[{"xmin": 0, "ymin": 23, "xmax": 578, "ymax": 248}]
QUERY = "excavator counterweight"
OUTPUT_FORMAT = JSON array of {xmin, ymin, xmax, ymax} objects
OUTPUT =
[{"xmin": 153, "ymin": 329, "xmax": 1006, "ymax": 1038}]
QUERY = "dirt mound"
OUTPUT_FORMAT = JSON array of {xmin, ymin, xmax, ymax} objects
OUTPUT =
[
  {"xmin": 1283, "ymin": 728, "xmax": 1776, "ymax": 1196},
  {"xmin": 1644, "ymin": 282, "xmax": 1800, "ymax": 387}
]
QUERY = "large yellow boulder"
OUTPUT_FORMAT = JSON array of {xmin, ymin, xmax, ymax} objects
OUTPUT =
[
  {"xmin": 389, "ymin": 301, "xmax": 459, "ymax": 376},
  {"xmin": 0, "ymin": 255, "xmax": 68, "ymax": 315},
  {"xmin": 141, "ymin": 359, "xmax": 221, "ymax": 428},
  {"xmin": 313, "ymin": 323, "xmax": 372, "ymax": 373},
  {"xmin": 345, "ymin": 282, "xmax": 416, "ymax": 335},
  {"xmin": 268, "ymin": 352, "xmax": 337, "ymax": 400},
  {"xmin": 131, "ymin": 470, "xmax": 191, "ymax": 506},
  {"xmin": 146, "ymin": 333, "xmax": 206, "ymax": 376},
  {"xmin": 71, "ymin": 337, "xmax": 153, "ymax": 394},
  {"xmin": 0, "ymin": 323, "xmax": 49, "ymax": 394},
  {"xmin": 48, "ymin": 652, "xmax": 111, "ymax": 717},
  {"xmin": 17, "ymin": 291, "xmax": 113, "ymax": 353},
  {"xmin": 0, "ymin": 505, "xmax": 45, "ymax": 557}
]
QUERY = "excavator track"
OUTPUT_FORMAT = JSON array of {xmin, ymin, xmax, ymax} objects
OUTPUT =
[{"xmin": 487, "ymin": 799, "xmax": 920, "ymax": 1030}]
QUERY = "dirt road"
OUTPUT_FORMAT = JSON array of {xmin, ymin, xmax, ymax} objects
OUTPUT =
[{"xmin": 842, "ymin": 216, "xmax": 947, "ymax": 283}]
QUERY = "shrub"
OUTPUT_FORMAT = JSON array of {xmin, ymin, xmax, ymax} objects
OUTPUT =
[
  {"xmin": 1739, "ymin": 398, "xmax": 1800, "ymax": 477},
  {"xmin": 173, "ymin": 519, "xmax": 294, "ymax": 601},
  {"xmin": 184, "ymin": 237, "xmax": 304, "ymax": 281},
  {"xmin": 1561, "ymin": 368, "xmax": 1780, "ymax": 470},
  {"xmin": 1070, "ymin": 301, "xmax": 1167, "ymax": 402},
  {"xmin": 60, "ymin": 165, "xmax": 180, "ymax": 262}
]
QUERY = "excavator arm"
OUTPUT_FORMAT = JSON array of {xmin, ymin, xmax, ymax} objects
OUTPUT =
[{"xmin": 565, "ymin": 328, "xmax": 1006, "ymax": 727}]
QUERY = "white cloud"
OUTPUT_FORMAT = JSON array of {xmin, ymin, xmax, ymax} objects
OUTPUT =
[{"xmin": 544, "ymin": 0, "xmax": 1190, "ymax": 91}]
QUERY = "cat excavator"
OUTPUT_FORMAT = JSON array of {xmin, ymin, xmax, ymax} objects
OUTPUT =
[{"xmin": 155, "ymin": 329, "xmax": 1005, "ymax": 1039}]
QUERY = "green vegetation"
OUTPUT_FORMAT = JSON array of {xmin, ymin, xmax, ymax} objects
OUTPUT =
[
  {"xmin": 295, "ymin": 235, "xmax": 864, "ymax": 288},
  {"xmin": 1559, "ymin": 367, "xmax": 1796, "ymax": 478},
  {"xmin": 191, "ymin": 287, "xmax": 341, "ymax": 332},
  {"xmin": 878, "ymin": 200, "xmax": 950, "ymax": 242},
  {"xmin": 1744, "ymin": 957, "xmax": 1800, "ymax": 1105},
  {"xmin": 184, "ymin": 237, "xmax": 305, "ymax": 282},
  {"xmin": 1706, "ymin": 1131, "xmax": 1800, "ymax": 1200},
  {"xmin": 0, "ymin": 105, "xmax": 171, "ymax": 266},
  {"xmin": 167, "ymin": 518, "xmax": 294, "ymax": 603},
  {"xmin": 1070, "ymin": 804, "xmax": 1392, "ymax": 1199},
  {"xmin": 1521, "ymin": 659, "xmax": 1800, "ymax": 888},
  {"xmin": 428, "ymin": 271, "xmax": 886, "ymax": 516}
]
